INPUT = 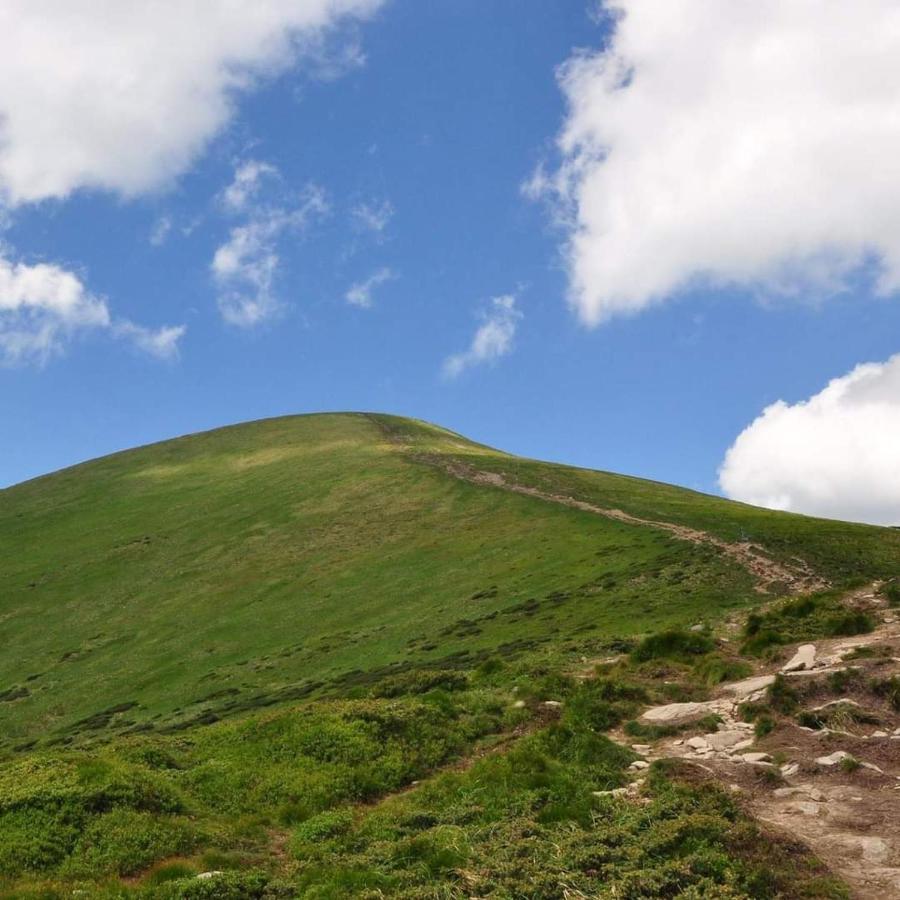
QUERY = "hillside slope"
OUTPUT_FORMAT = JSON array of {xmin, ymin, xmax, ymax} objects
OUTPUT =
[{"xmin": 1, "ymin": 413, "xmax": 897, "ymax": 751}]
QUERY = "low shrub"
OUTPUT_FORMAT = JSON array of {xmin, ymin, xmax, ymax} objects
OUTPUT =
[
  {"xmin": 766, "ymin": 676, "xmax": 799, "ymax": 715},
  {"xmin": 823, "ymin": 611, "xmax": 876, "ymax": 637},
  {"xmin": 693, "ymin": 655, "xmax": 752, "ymax": 686},
  {"xmin": 630, "ymin": 629, "xmax": 715, "ymax": 664},
  {"xmin": 872, "ymin": 676, "xmax": 900, "ymax": 711}
]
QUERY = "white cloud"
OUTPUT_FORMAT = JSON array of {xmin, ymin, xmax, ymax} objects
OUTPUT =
[
  {"xmin": 719, "ymin": 355, "xmax": 900, "ymax": 526},
  {"xmin": 0, "ymin": 0, "xmax": 385, "ymax": 206},
  {"xmin": 443, "ymin": 295, "xmax": 521, "ymax": 380},
  {"xmin": 112, "ymin": 321, "xmax": 186, "ymax": 360},
  {"xmin": 538, "ymin": 0, "xmax": 900, "ymax": 324},
  {"xmin": 149, "ymin": 216, "xmax": 172, "ymax": 247},
  {"xmin": 351, "ymin": 199, "xmax": 394, "ymax": 237},
  {"xmin": 0, "ymin": 253, "xmax": 184, "ymax": 364},
  {"xmin": 345, "ymin": 266, "xmax": 393, "ymax": 308},
  {"xmin": 220, "ymin": 160, "xmax": 279, "ymax": 213},
  {"xmin": 211, "ymin": 176, "xmax": 329, "ymax": 326}
]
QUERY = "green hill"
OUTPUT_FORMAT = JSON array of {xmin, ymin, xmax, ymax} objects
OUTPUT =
[{"xmin": 1, "ymin": 413, "xmax": 897, "ymax": 898}]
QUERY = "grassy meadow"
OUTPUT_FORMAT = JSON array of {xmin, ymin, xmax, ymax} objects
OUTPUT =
[{"xmin": 0, "ymin": 413, "xmax": 896, "ymax": 897}]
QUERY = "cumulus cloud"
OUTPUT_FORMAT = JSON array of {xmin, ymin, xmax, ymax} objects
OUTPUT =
[
  {"xmin": 537, "ymin": 0, "xmax": 900, "ymax": 324},
  {"xmin": 345, "ymin": 267, "xmax": 394, "ymax": 308},
  {"xmin": 443, "ymin": 295, "xmax": 521, "ymax": 380},
  {"xmin": 719, "ymin": 355, "xmax": 900, "ymax": 526},
  {"xmin": 212, "ymin": 172, "xmax": 329, "ymax": 326},
  {"xmin": 351, "ymin": 199, "xmax": 394, "ymax": 237},
  {"xmin": 0, "ymin": 0, "xmax": 384, "ymax": 206},
  {"xmin": 0, "ymin": 253, "xmax": 184, "ymax": 364}
]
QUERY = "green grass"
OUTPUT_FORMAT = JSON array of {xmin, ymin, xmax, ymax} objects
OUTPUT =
[
  {"xmin": 0, "ymin": 411, "xmax": 894, "ymax": 896},
  {"xmin": 0, "ymin": 412, "xmax": 775, "ymax": 749}
]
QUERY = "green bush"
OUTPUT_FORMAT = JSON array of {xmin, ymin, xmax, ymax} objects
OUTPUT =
[
  {"xmin": 62, "ymin": 809, "xmax": 195, "ymax": 877},
  {"xmin": 693, "ymin": 655, "xmax": 752, "ymax": 686},
  {"xmin": 631, "ymin": 629, "xmax": 715, "ymax": 663},
  {"xmin": 154, "ymin": 870, "xmax": 270, "ymax": 899},
  {"xmin": 823, "ymin": 611, "xmax": 876, "ymax": 637},
  {"xmin": 291, "ymin": 808, "xmax": 354, "ymax": 846},
  {"xmin": 754, "ymin": 716, "xmax": 775, "ymax": 739},
  {"xmin": 872, "ymin": 676, "xmax": 900, "ymax": 710},
  {"xmin": 882, "ymin": 581, "xmax": 900, "ymax": 608},
  {"xmin": 766, "ymin": 676, "xmax": 799, "ymax": 714}
]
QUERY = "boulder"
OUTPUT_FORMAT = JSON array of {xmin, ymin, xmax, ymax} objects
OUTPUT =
[
  {"xmin": 705, "ymin": 730, "xmax": 747, "ymax": 751},
  {"xmin": 782, "ymin": 644, "xmax": 816, "ymax": 673},
  {"xmin": 739, "ymin": 752, "xmax": 772, "ymax": 764},
  {"xmin": 723, "ymin": 675, "xmax": 776, "ymax": 697},
  {"xmin": 640, "ymin": 701, "xmax": 711, "ymax": 727},
  {"xmin": 815, "ymin": 750, "xmax": 853, "ymax": 766}
]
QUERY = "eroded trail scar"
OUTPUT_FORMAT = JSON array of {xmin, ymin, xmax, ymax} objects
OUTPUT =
[{"xmin": 438, "ymin": 460, "xmax": 827, "ymax": 596}]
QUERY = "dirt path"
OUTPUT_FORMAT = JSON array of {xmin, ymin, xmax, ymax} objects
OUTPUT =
[
  {"xmin": 434, "ymin": 458, "xmax": 826, "ymax": 596},
  {"xmin": 624, "ymin": 584, "xmax": 900, "ymax": 899}
]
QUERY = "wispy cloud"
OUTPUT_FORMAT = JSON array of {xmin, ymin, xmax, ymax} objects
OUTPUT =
[
  {"xmin": 443, "ymin": 295, "xmax": 522, "ymax": 380},
  {"xmin": 345, "ymin": 267, "xmax": 394, "ymax": 309},
  {"xmin": 220, "ymin": 160, "xmax": 279, "ymax": 213},
  {"xmin": 149, "ymin": 216, "xmax": 172, "ymax": 247},
  {"xmin": 351, "ymin": 198, "xmax": 394, "ymax": 238},
  {"xmin": 211, "ymin": 166, "xmax": 329, "ymax": 327}
]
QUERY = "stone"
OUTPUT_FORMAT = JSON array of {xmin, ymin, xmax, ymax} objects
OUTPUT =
[
  {"xmin": 739, "ymin": 752, "xmax": 773, "ymax": 764},
  {"xmin": 782, "ymin": 644, "xmax": 816, "ymax": 673},
  {"xmin": 705, "ymin": 730, "xmax": 746, "ymax": 751},
  {"xmin": 593, "ymin": 788, "xmax": 628, "ymax": 798},
  {"xmin": 640, "ymin": 702, "xmax": 712, "ymax": 727},
  {"xmin": 773, "ymin": 787, "xmax": 807, "ymax": 798},
  {"xmin": 512, "ymin": 700, "xmax": 526, "ymax": 709},
  {"xmin": 815, "ymin": 750, "xmax": 853, "ymax": 766},
  {"xmin": 786, "ymin": 801, "xmax": 821, "ymax": 816},
  {"xmin": 723, "ymin": 675, "xmax": 776, "ymax": 697},
  {"xmin": 631, "ymin": 744, "xmax": 651, "ymax": 753},
  {"xmin": 811, "ymin": 698, "xmax": 859, "ymax": 712},
  {"xmin": 686, "ymin": 736, "xmax": 709, "ymax": 750},
  {"xmin": 780, "ymin": 763, "xmax": 800, "ymax": 777},
  {"xmin": 197, "ymin": 873, "xmax": 223, "ymax": 880},
  {"xmin": 629, "ymin": 760, "xmax": 650, "ymax": 771},
  {"xmin": 873, "ymin": 730, "xmax": 888, "ymax": 737},
  {"xmin": 728, "ymin": 739, "xmax": 755, "ymax": 753},
  {"xmin": 543, "ymin": 700, "xmax": 563, "ymax": 709}
]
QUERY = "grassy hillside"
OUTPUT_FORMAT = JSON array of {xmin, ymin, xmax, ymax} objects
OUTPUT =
[
  {"xmin": 1, "ymin": 413, "xmax": 896, "ymax": 751},
  {"xmin": 0, "ymin": 412, "xmax": 897, "ymax": 897}
]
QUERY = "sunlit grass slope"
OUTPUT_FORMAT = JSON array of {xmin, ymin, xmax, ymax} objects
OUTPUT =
[{"xmin": 0, "ymin": 413, "xmax": 895, "ymax": 752}]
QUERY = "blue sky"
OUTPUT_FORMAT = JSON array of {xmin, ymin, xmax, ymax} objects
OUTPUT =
[{"xmin": 2, "ymin": 1, "xmax": 899, "ymax": 525}]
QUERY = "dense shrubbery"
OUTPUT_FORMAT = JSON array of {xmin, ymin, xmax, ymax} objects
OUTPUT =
[
  {"xmin": 742, "ymin": 590, "xmax": 875, "ymax": 655},
  {"xmin": 0, "ymin": 694, "xmax": 504, "ymax": 891}
]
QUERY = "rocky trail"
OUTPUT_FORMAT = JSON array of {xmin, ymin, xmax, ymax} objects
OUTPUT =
[
  {"xmin": 615, "ymin": 583, "xmax": 900, "ymax": 898},
  {"xmin": 434, "ymin": 459, "xmax": 827, "ymax": 596}
]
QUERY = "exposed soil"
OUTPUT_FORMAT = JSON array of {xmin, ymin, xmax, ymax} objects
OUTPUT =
[{"xmin": 625, "ymin": 584, "xmax": 900, "ymax": 899}]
